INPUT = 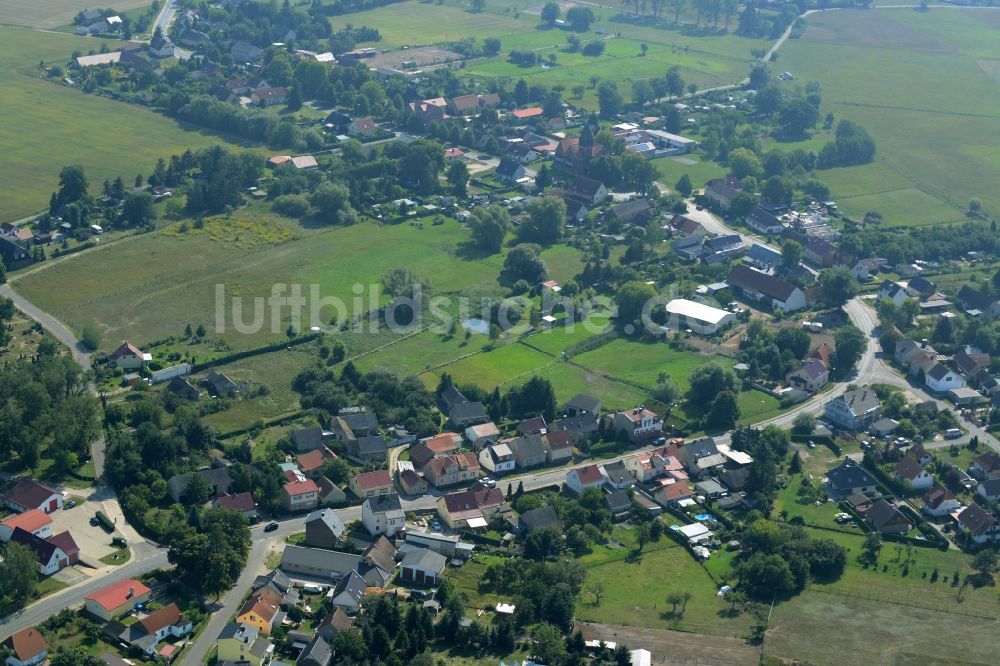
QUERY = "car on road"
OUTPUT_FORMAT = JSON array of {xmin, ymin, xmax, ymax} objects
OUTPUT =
[
  {"xmin": 479, "ymin": 478, "xmax": 496, "ymax": 488},
  {"xmin": 945, "ymin": 428, "xmax": 963, "ymax": 439},
  {"xmin": 264, "ymin": 522, "xmax": 279, "ymax": 532}
]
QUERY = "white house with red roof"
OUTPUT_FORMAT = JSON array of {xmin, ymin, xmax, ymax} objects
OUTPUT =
[
  {"xmin": 282, "ymin": 478, "xmax": 319, "ymax": 512},
  {"xmin": 85, "ymin": 579, "xmax": 152, "ymax": 621},
  {"xmin": 107, "ymin": 341, "xmax": 152, "ymax": 370},
  {"xmin": 2, "ymin": 479, "xmax": 62, "ymax": 514},
  {"xmin": 0, "ymin": 509, "xmax": 53, "ymax": 542},
  {"xmin": 3, "ymin": 627, "xmax": 47, "ymax": 666},
  {"xmin": 565, "ymin": 465, "xmax": 607, "ymax": 496}
]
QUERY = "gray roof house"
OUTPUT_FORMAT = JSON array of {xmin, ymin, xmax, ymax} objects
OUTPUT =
[
  {"xmin": 291, "ymin": 427, "xmax": 326, "ymax": 452},
  {"xmin": 825, "ymin": 459, "xmax": 879, "ymax": 499},
  {"xmin": 304, "ymin": 509, "xmax": 346, "ymax": 549},
  {"xmin": 167, "ymin": 467, "xmax": 233, "ymax": 502},
  {"xmin": 400, "ymin": 547, "xmax": 447, "ymax": 586},
  {"xmin": 297, "ymin": 635, "xmax": 333, "ymax": 666},
  {"xmin": 346, "ymin": 435, "xmax": 388, "ymax": 464},
  {"xmin": 517, "ymin": 505, "xmax": 561, "ymax": 534},
  {"xmin": 329, "ymin": 570, "xmax": 366, "ymax": 613},
  {"xmin": 564, "ymin": 393, "xmax": 601, "ymax": 417},
  {"xmin": 824, "ymin": 388, "xmax": 882, "ymax": 432}
]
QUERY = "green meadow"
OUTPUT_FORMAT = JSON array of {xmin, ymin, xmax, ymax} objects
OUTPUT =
[
  {"xmin": 0, "ymin": 25, "xmax": 249, "ymax": 223},
  {"xmin": 779, "ymin": 8, "xmax": 1000, "ymax": 223}
]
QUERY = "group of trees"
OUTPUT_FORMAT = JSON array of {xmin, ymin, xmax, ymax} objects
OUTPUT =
[
  {"xmin": 168, "ymin": 507, "xmax": 251, "ymax": 597},
  {"xmin": 734, "ymin": 518, "xmax": 848, "ymax": 598},
  {"xmin": 737, "ymin": 319, "xmax": 812, "ymax": 384},
  {"xmin": 0, "ymin": 355, "xmax": 99, "ymax": 477}
]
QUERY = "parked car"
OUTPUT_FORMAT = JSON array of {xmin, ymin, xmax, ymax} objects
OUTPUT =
[
  {"xmin": 945, "ymin": 428, "xmax": 963, "ymax": 439},
  {"xmin": 264, "ymin": 522, "xmax": 279, "ymax": 532}
]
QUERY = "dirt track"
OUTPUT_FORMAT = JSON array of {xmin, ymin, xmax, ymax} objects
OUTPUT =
[{"xmin": 575, "ymin": 620, "xmax": 760, "ymax": 665}]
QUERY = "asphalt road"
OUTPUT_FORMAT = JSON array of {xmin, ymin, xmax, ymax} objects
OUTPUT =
[{"xmin": 0, "ymin": 284, "xmax": 90, "ymax": 367}]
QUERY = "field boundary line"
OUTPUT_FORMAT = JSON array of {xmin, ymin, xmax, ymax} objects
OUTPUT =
[{"xmin": 804, "ymin": 584, "xmax": 997, "ymax": 620}]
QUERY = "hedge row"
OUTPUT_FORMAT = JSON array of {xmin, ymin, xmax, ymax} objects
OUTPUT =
[{"xmin": 190, "ymin": 332, "xmax": 319, "ymax": 373}]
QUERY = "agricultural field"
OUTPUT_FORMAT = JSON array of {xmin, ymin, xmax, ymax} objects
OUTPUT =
[
  {"xmin": 0, "ymin": 0, "xmax": 151, "ymax": 29},
  {"xmin": 0, "ymin": 26, "xmax": 249, "ymax": 223},
  {"xmin": 343, "ymin": 0, "xmax": 769, "ymax": 106},
  {"xmin": 779, "ymin": 8, "xmax": 1000, "ymax": 225},
  {"xmin": 13, "ymin": 210, "xmax": 511, "ymax": 350}
]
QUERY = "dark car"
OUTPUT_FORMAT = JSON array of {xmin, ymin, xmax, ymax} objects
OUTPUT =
[{"xmin": 264, "ymin": 522, "xmax": 279, "ymax": 532}]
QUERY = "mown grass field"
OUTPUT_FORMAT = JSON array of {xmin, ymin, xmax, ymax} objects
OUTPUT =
[
  {"xmin": 780, "ymin": 8, "xmax": 1000, "ymax": 224},
  {"xmin": 0, "ymin": 26, "xmax": 249, "ymax": 223},
  {"xmin": 0, "ymin": 0, "xmax": 152, "ymax": 29}
]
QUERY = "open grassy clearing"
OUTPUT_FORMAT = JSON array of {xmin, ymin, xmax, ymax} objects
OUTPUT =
[
  {"xmin": 14, "ymin": 211, "xmax": 509, "ymax": 350},
  {"xmin": 780, "ymin": 8, "xmax": 1000, "ymax": 222},
  {"xmin": 653, "ymin": 154, "xmax": 726, "ymax": 191},
  {"xmin": 574, "ymin": 537, "xmax": 758, "ymax": 638},
  {"xmin": 836, "ymin": 187, "xmax": 967, "ymax": 228},
  {"xmin": 0, "ymin": 26, "xmax": 249, "ymax": 223},
  {"xmin": 197, "ymin": 346, "xmax": 317, "ymax": 433},
  {"xmin": 572, "ymin": 337, "xmax": 733, "ymax": 392},
  {"xmin": 0, "ymin": 0, "xmax": 151, "ymax": 29},
  {"xmin": 505, "ymin": 357, "xmax": 651, "ymax": 410}
]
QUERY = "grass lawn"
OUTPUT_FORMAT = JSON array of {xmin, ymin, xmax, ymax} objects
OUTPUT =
[
  {"xmin": 198, "ymin": 345, "xmax": 318, "ymax": 433},
  {"xmin": 575, "ymin": 539, "xmax": 758, "ymax": 638},
  {"xmin": 419, "ymin": 341, "xmax": 552, "ymax": 390},
  {"xmin": 653, "ymin": 155, "xmax": 727, "ymax": 192},
  {"xmin": 99, "ymin": 546, "xmax": 131, "ymax": 565},
  {"xmin": 780, "ymin": 8, "xmax": 1000, "ymax": 224},
  {"xmin": 572, "ymin": 337, "xmax": 733, "ymax": 392},
  {"xmin": 0, "ymin": 26, "xmax": 251, "ymax": 223},
  {"xmin": 354, "ymin": 327, "xmax": 491, "ymax": 378}
]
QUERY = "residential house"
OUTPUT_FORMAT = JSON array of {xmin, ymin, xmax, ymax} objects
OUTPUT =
[
  {"xmin": 149, "ymin": 33, "xmax": 175, "ymax": 57},
  {"xmin": 850, "ymin": 257, "xmax": 886, "ymax": 282},
  {"xmin": 726, "ymin": 264, "xmax": 807, "ymax": 313},
  {"xmin": 424, "ymin": 453, "xmax": 480, "ymax": 488},
  {"xmin": 107, "ymin": 341, "xmax": 150, "ymax": 370},
  {"xmin": 436, "ymin": 486, "xmax": 507, "ymax": 529},
  {"xmin": 972, "ymin": 452, "xmax": 1000, "ymax": 480},
  {"xmin": 871, "ymin": 418, "xmax": 900, "ymax": 439},
  {"xmin": 719, "ymin": 448, "xmax": 755, "ymax": 491},
  {"xmin": 231, "ymin": 40, "xmax": 264, "ymax": 62},
  {"xmin": 824, "ymin": 388, "xmax": 882, "ymax": 432},
  {"xmin": 625, "ymin": 446, "xmax": 683, "ymax": 483},
  {"xmin": 167, "ymin": 376, "xmax": 200, "ymax": 400},
  {"xmin": 956, "ymin": 504, "xmax": 1000, "ymax": 544},
  {"xmin": 865, "ymin": 499, "xmax": 911, "ymax": 534},
  {"xmin": 348, "ymin": 117, "xmax": 377, "ymax": 137},
  {"xmin": 894, "ymin": 339, "xmax": 936, "ymax": 369},
  {"xmin": 878, "ymin": 280, "xmax": 912, "ymax": 307},
  {"xmin": 601, "ymin": 461, "xmax": 634, "ymax": 490},
  {"xmin": 297, "ymin": 446, "xmax": 337, "ymax": 479},
  {"xmin": 409, "ymin": 433, "xmax": 461, "ymax": 468},
  {"xmin": 316, "ymin": 475, "xmax": 347, "ymax": 508},
  {"xmin": 653, "ymin": 479, "xmax": 692, "ymax": 507},
  {"xmin": 448, "ymin": 94, "xmax": 480, "ymax": 116},
  {"xmin": 894, "ymin": 457, "xmax": 933, "ymax": 490},
  {"xmin": 235, "ymin": 584, "xmax": 283, "ymax": 636},
  {"xmin": 606, "ymin": 198, "xmax": 654, "ymax": 225},
  {"xmin": 317, "ymin": 608, "xmax": 354, "ymax": 643},
  {"xmin": 567, "ymin": 176, "xmax": 609, "ymax": 207},
  {"xmin": 518, "ymin": 417, "xmax": 547, "ymax": 436},
  {"xmin": 957, "ymin": 285, "xmax": 1000, "ymax": 318},
  {"xmin": 908, "ymin": 276, "xmax": 937, "ymax": 298},
  {"xmin": 508, "ymin": 434, "xmax": 547, "ymax": 469},
  {"xmin": 978, "ymin": 478, "xmax": 1000, "ymax": 502},
  {"xmin": 449, "ymin": 401, "xmax": 489, "ymax": 429},
  {"xmin": 479, "ymin": 443, "xmax": 516, "ymax": 475},
  {"xmin": 517, "ymin": 506, "xmax": 561, "ymax": 534},
  {"xmin": 298, "ymin": 636, "xmax": 333, "ymax": 666},
  {"xmin": 304, "ymin": 509, "xmax": 346, "ymax": 549},
  {"xmin": 549, "ymin": 413, "xmax": 599, "ymax": 444},
  {"xmin": 704, "ymin": 177, "xmax": 743, "ymax": 210},
  {"xmin": 405, "ymin": 531, "xmax": 460, "ymax": 557},
  {"xmin": 400, "ymin": 547, "xmax": 447, "ymax": 586},
  {"xmin": 924, "ymin": 362, "xmax": 966, "ymax": 393},
  {"xmin": 362, "ymin": 494, "xmax": 405, "ymax": 536},
  {"xmin": 3, "ymin": 627, "xmax": 47, "ymax": 666},
  {"xmin": 785, "ymin": 358, "xmax": 829, "ymax": 393},
  {"xmin": 495, "ymin": 157, "xmax": 526, "ymax": 184},
  {"xmin": 955, "ymin": 350, "xmax": 991, "ymax": 378},
  {"xmin": 291, "ymin": 427, "xmax": 326, "ymax": 453},
  {"xmin": 399, "ymin": 469, "xmax": 428, "ymax": 495},
  {"xmin": 214, "ymin": 492, "xmax": 257, "ymax": 521},
  {"xmin": 217, "ymin": 623, "xmax": 272, "ymax": 666},
  {"xmin": 670, "ymin": 215, "xmax": 708, "ymax": 238},
  {"xmin": 599, "ymin": 489, "xmax": 629, "ymax": 522},
  {"xmin": 611, "ymin": 407, "xmax": 663, "ymax": 444},
  {"xmin": 542, "ymin": 430, "xmax": 574, "ymax": 464},
  {"xmin": 329, "ymin": 570, "xmax": 367, "ymax": 613},
  {"xmin": 825, "ymin": 459, "xmax": 879, "ymax": 499},
  {"xmin": 0, "ymin": 510, "xmax": 53, "ymax": 542},
  {"xmin": 677, "ymin": 437, "xmax": 727, "ymax": 476},
  {"xmin": 702, "ymin": 234, "xmax": 746, "ymax": 265},
  {"xmin": 744, "ymin": 206, "xmax": 784, "ymax": 235},
  {"xmin": 906, "ymin": 444, "xmax": 933, "ymax": 467},
  {"xmin": 84, "ymin": 579, "xmax": 152, "ymax": 621},
  {"xmin": 205, "ymin": 369, "xmax": 238, "ymax": 397},
  {"xmin": 131, "ymin": 603, "xmax": 192, "ymax": 655},
  {"xmin": 565, "ymin": 465, "xmax": 607, "ymax": 496},
  {"xmin": 3, "ymin": 479, "xmax": 62, "ymax": 514},
  {"xmin": 349, "ymin": 470, "xmax": 394, "ymax": 498},
  {"xmin": 845, "ymin": 492, "xmax": 873, "ymax": 515},
  {"xmin": 565, "ymin": 393, "xmax": 601, "ymax": 418},
  {"xmin": 745, "ymin": 243, "xmax": 783, "ymax": 270},
  {"xmin": 465, "ymin": 422, "xmax": 501, "ymax": 449},
  {"xmin": 345, "ymin": 436, "xmax": 388, "ymax": 465},
  {"xmin": 282, "ymin": 479, "xmax": 319, "ymax": 512},
  {"xmin": 801, "ymin": 236, "xmax": 845, "ymax": 268}
]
